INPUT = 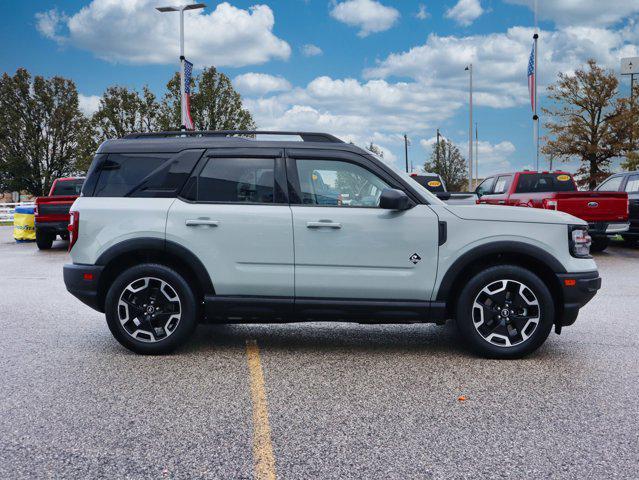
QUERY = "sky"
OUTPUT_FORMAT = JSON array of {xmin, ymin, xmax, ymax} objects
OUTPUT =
[{"xmin": 1, "ymin": 0, "xmax": 639, "ymax": 177}]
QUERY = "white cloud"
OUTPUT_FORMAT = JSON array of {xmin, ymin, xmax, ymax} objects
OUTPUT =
[
  {"xmin": 301, "ymin": 44, "xmax": 323, "ymax": 57},
  {"xmin": 78, "ymin": 94, "xmax": 101, "ymax": 116},
  {"xmin": 505, "ymin": 0, "xmax": 639, "ymax": 27},
  {"xmin": 415, "ymin": 4, "xmax": 430, "ymax": 20},
  {"xmin": 233, "ymin": 73, "xmax": 291, "ymax": 96},
  {"xmin": 330, "ymin": 0, "xmax": 400, "ymax": 37},
  {"xmin": 364, "ymin": 25, "xmax": 639, "ymax": 108},
  {"xmin": 445, "ymin": 0, "xmax": 484, "ymax": 27},
  {"xmin": 35, "ymin": 9, "xmax": 67, "ymax": 42},
  {"xmin": 35, "ymin": 1, "xmax": 291, "ymax": 68}
]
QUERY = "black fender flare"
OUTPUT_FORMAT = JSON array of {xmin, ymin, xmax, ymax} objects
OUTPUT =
[
  {"xmin": 96, "ymin": 237, "xmax": 214, "ymax": 295},
  {"xmin": 435, "ymin": 241, "xmax": 566, "ymax": 301}
]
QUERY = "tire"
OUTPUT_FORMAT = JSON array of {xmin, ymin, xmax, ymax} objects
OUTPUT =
[
  {"xmin": 105, "ymin": 263, "xmax": 198, "ymax": 354},
  {"xmin": 621, "ymin": 235, "xmax": 638, "ymax": 248},
  {"xmin": 455, "ymin": 265, "xmax": 555, "ymax": 359},
  {"xmin": 590, "ymin": 236, "xmax": 609, "ymax": 252},
  {"xmin": 36, "ymin": 230, "xmax": 54, "ymax": 250}
]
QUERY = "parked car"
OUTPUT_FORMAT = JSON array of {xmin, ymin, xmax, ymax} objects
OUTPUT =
[
  {"xmin": 476, "ymin": 170, "xmax": 629, "ymax": 252},
  {"xmin": 409, "ymin": 173, "xmax": 477, "ymax": 204},
  {"xmin": 63, "ymin": 131, "xmax": 600, "ymax": 358},
  {"xmin": 34, "ymin": 177, "xmax": 85, "ymax": 250},
  {"xmin": 595, "ymin": 171, "xmax": 639, "ymax": 245}
]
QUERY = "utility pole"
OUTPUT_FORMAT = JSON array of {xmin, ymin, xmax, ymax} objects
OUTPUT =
[
  {"xmin": 475, "ymin": 122, "xmax": 479, "ymax": 187},
  {"xmin": 436, "ymin": 128, "xmax": 441, "ymax": 166},
  {"xmin": 621, "ymin": 57, "xmax": 638, "ymax": 152},
  {"xmin": 467, "ymin": 64, "xmax": 473, "ymax": 188},
  {"xmin": 404, "ymin": 134, "xmax": 410, "ymax": 173},
  {"xmin": 156, "ymin": 3, "xmax": 206, "ymax": 131}
]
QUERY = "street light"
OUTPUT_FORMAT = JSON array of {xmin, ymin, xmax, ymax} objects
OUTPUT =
[
  {"xmin": 156, "ymin": 3, "xmax": 207, "ymax": 130},
  {"xmin": 465, "ymin": 64, "xmax": 473, "ymax": 191}
]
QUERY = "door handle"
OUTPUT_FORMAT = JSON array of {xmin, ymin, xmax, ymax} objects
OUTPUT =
[
  {"xmin": 306, "ymin": 220, "xmax": 342, "ymax": 229},
  {"xmin": 186, "ymin": 219, "xmax": 219, "ymax": 227},
  {"xmin": 498, "ymin": 200, "xmax": 506, "ymax": 204}
]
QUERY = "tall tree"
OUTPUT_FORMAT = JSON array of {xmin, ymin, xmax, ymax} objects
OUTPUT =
[
  {"xmin": 0, "ymin": 68, "xmax": 92, "ymax": 195},
  {"xmin": 542, "ymin": 60, "xmax": 633, "ymax": 188},
  {"xmin": 620, "ymin": 82, "xmax": 639, "ymax": 171},
  {"xmin": 158, "ymin": 66, "xmax": 255, "ymax": 131},
  {"xmin": 424, "ymin": 138, "xmax": 468, "ymax": 191},
  {"xmin": 92, "ymin": 85, "xmax": 159, "ymax": 139}
]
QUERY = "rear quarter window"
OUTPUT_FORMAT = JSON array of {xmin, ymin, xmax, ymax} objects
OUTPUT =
[{"xmin": 93, "ymin": 154, "xmax": 171, "ymax": 197}]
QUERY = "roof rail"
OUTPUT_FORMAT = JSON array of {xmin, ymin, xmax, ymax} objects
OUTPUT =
[{"xmin": 122, "ymin": 130, "xmax": 344, "ymax": 143}]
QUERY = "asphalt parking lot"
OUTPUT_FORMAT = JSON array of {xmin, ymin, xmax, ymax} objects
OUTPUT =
[{"xmin": 1, "ymin": 226, "xmax": 638, "ymax": 479}]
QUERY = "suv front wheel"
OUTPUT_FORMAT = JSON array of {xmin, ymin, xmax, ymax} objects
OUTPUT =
[
  {"xmin": 455, "ymin": 265, "xmax": 554, "ymax": 359},
  {"xmin": 105, "ymin": 264, "xmax": 197, "ymax": 354}
]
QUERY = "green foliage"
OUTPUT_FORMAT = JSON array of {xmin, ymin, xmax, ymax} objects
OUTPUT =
[
  {"xmin": 0, "ymin": 68, "xmax": 92, "ymax": 195},
  {"xmin": 158, "ymin": 66, "xmax": 255, "ymax": 131},
  {"xmin": 424, "ymin": 137, "xmax": 468, "ymax": 191},
  {"xmin": 1, "ymin": 65, "xmax": 257, "ymax": 192}
]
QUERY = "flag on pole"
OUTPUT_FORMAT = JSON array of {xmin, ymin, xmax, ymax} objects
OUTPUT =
[
  {"xmin": 182, "ymin": 58, "xmax": 194, "ymax": 130},
  {"xmin": 527, "ymin": 41, "xmax": 536, "ymax": 113}
]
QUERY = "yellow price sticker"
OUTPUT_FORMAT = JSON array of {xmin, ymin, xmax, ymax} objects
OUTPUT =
[
  {"xmin": 427, "ymin": 180, "xmax": 442, "ymax": 187},
  {"xmin": 556, "ymin": 174, "xmax": 571, "ymax": 181}
]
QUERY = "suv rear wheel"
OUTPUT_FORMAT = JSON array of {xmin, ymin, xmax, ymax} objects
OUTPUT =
[
  {"xmin": 105, "ymin": 263, "xmax": 197, "ymax": 354},
  {"xmin": 455, "ymin": 265, "xmax": 554, "ymax": 359}
]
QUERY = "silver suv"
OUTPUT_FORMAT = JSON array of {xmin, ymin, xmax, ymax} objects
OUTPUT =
[{"xmin": 63, "ymin": 131, "xmax": 601, "ymax": 358}]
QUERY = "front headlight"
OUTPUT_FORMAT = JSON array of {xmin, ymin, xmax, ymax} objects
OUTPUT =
[{"xmin": 568, "ymin": 225, "xmax": 592, "ymax": 258}]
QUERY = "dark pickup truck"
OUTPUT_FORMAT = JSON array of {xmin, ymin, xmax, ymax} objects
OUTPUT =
[
  {"xmin": 476, "ymin": 170, "xmax": 629, "ymax": 251},
  {"xmin": 35, "ymin": 177, "xmax": 84, "ymax": 250},
  {"xmin": 595, "ymin": 170, "xmax": 639, "ymax": 245}
]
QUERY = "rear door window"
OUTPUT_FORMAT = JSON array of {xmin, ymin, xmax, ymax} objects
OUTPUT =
[
  {"xmin": 196, "ymin": 157, "xmax": 275, "ymax": 203},
  {"xmin": 93, "ymin": 154, "xmax": 171, "ymax": 197},
  {"xmin": 493, "ymin": 175, "xmax": 512, "ymax": 194}
]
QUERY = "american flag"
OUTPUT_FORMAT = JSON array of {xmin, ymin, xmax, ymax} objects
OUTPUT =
[
  {"xmin": 527, "ymin": 41, "xmax": 535, "ymax": 113},
  {"xmin": 182, "ymin": 58, "xmax": 194, "ymax": 130}
]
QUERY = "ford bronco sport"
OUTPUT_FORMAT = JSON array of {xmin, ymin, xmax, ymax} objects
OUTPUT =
[{"xmin": 63, "ymin": 131, "xmax": 601, "ymax": 358}]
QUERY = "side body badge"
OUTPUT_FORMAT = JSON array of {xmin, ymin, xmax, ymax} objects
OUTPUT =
[{"xmin": 409, "ymin": 253, "xmax": 422, "ymax": 264}]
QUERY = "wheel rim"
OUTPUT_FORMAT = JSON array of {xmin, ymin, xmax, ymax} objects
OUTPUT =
[
  {"xmin": 117, "ymin": 277, "xmax": 182, "ymax": 343},
  {"xmin": 472, "ymin": 279, "xmax": 540, "ymax": 348}
]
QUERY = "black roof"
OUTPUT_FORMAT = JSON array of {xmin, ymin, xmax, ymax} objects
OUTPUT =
[{"xmin": 96, "ymin": 130, "xmax": 364, "ymax": 155}]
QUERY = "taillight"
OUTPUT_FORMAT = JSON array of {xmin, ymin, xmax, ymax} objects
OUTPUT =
[
  {"xmin": 544, "ymin": 199, "xmax": 558, "ymax": 210},
  {"xmin": 68, "ymin": 211, "xmax": 79, "ymax": 252}
]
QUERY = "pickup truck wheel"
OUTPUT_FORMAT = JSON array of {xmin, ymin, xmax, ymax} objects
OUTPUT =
[
  {"xmin": 105, "ymin": 264, "xmax": 197, "ymax": 355},
  {"xmin": 36, "ymin": 230, "xmax": 54, "ymax": 250},
  {"xmin": 589, "ymin": 236, "xmax": 609, "ymax": 253},
  {"xmin": 456, "ymin": 265, "xmax": 554, "ymax": 359}
]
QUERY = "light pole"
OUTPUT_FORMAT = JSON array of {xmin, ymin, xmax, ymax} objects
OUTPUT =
[
  {"xmin": 465, "ymin": 64, "xmax": 473, "ymax": 191},
  {"xmin": 157, "ymin": 3, "xmax": 206, "ymax": 130},
  {"xmin": 404, "ymin": 134, "xmax": 410, "ymax": 173}
]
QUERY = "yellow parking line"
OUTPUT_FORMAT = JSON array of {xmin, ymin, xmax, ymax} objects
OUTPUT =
[{"xmin": 246, "ymin": 339, "xmax": 277, "ymax": 480}]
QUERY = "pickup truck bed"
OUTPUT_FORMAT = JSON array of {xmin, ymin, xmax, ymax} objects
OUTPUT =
[{"xmin": 35, "ymin": 178, "xmax": 84, "ymax": 250}]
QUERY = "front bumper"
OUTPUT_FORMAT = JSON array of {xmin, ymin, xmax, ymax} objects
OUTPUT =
[
  {"xmin": 556, "ymin": 271, "xmax": 601, "ymax": 328},
  {"xmin": 63, "ymin": 263, "xmax": 105, "ymax": 312},
  {"xmin": 588, "ymin": 222, "xmax": 629, "ymax": 235}
]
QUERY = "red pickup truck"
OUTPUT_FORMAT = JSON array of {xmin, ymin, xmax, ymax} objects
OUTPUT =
[
  {"xmin": 34, "ymin": 177, "xmax": 84, "ymax": 250},
  {"xmin": 476, "ymin": 171, "xmax": 629, "ymax": 251}
]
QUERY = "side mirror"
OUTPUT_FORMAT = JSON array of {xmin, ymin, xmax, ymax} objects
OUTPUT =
[
  {"xmin": 436, "ymin": 192, "xmax": 451, "ymax": 201},
  {"xmin": 474, "ymin": 187, "xmax": 482, "ymax": 198},
  {"xmin": 379, "ymin": 188, "xmax": 411, "ymax": 210}
]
